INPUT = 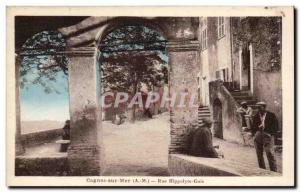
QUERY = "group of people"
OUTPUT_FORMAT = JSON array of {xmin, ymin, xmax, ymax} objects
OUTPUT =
[
  {"xmin": 237, "ymin": 101, "xmax": 279, "ymax": 172},
  {"xmin": 188, "ymin": 101, "xmax": 279, "ymax": 172}
]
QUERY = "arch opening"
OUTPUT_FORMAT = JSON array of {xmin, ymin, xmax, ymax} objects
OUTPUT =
[
  {"xmin": 97, "ymin": 24, "xmax": 170, "ymax": 176},
  {"xmin": 17, "ymin": 30, "xmax": 71, "ymax": 155},
  {"xmin": 213, "ymin": 98, "xmax": 223, "ymax": 139}
]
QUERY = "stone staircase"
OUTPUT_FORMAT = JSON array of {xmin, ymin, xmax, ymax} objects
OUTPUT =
[
  {"xmin": 230, "ymin": 90, "xmax": 282, "ymax": 152},
  {"xmin": 198, "ymin": 106, "xmax": 211, "ymax": 127},
  {"xmin": 197, "ymin": 89, "xmax": 282, "ymax": 152},
  {"xmin": 230, "ymin": 90, "xmax": 258, "ymax": 110}
]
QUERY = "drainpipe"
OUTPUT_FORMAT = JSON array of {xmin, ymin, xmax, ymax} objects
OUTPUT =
[{"xmin": 229, "ymin": 17, "xmax": 234, "ymax": 90}]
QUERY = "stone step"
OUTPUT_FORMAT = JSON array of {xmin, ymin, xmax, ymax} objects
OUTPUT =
[
  {"xmin": 230, "ymin": 92, "xmax": 250, "ymax": 96},
  {"xmin": 198, "ymin": 111, "xmax": 210, "ymax": 114},
  {"xmin": 198, "ymin": 106, "xmax": 209, "ymax": 109},
  {"xmin": 198, "ymin": 109, "xmax": 210, "ymax": 113},
  {"xmin": 199, "ymin": 105, "xmax": 209, "ymax": 108},
  {"xmin": 198, "ymin": 114, "xmax": 210, "ymax": 118},
  {"xmin": 235, "ymin": 99, "xmax": 257, "ymax": 105},
  {"xmin": 198, "ymin": 104, "xmax": 211, "ymax": 119},
  {"xmin": 198, "ymin": 113, "xmax": 210, "ymax": 116},
  {"xmin": 232, "ymin": 96, "xmax": 254, "ymax": 101},
  {"xmin": 198, "ymin": 107, "xmax": 209, "ymax": 111},
  {"xmin": 198, "ymin": 114, "xmax": 210, "ymax": 117},
  {"xmin": 230, "ymin": 91, "xmax": 250, "ymax": 96}
]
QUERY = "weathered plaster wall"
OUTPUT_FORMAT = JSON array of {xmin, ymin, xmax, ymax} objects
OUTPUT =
[
  {"xmin": 59, "ymin": 17, "xmax": 199, "ymax": 47},
  {"xmin": 207, "ymin": 17, "xmax": 218, "ymax": 81},
  {"xmin": 216, "ymin": 18, "xmax": 232, "ymax": 74},
  {"xmin": 253, "ymin": 70, "xmax": 282, "ymax": 129},
  {"xmin": 209, "ymin": 80, "xmax": 244, "ymax": 144},
  {"xmin": 167, "ymin": 41, "xmax": 200, "ymax": 154},
  {"xmin": 199, "ymin": 17, "xmax": 210, "ymax": 106},
  {"xmin": 200, "ymin": 50, "xmax": 210, "ymax": 106},
  {"xmin": 67, "ymin": 49, "xmax": 102, "ymax": 175},
  {"xmin": 168, "ymin": 154, "xmax": 280, "ymax": 176}
]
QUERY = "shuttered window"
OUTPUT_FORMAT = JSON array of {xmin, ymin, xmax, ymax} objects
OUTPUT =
[{"xmin": 217, "ymin": 17, "xmax": 225, "ymax": 38}]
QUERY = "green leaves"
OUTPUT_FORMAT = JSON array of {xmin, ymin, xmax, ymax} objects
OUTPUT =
[
  {"xmin": 99, "ymin": 26, "xmax": 168, "ymax": 93},
  {"xmin": 233, "ymin": 17, "xmax": 281, "ymax": 72},
  {"xmin": 19, "ymin": 31, "xmax": 68, "ymax": 94}
]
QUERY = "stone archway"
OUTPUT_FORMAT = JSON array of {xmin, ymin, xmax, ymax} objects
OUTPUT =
[
  {"xmin": 59, "ymin": 16, "xmax": 201, "ymax": 175},
  {"xmin": 213, "ymin": 98, "xmax": 223, "ymax": 139},
  {"xmin": 97, "ymin": 24, "xmax": 170, "ymax": 176}
]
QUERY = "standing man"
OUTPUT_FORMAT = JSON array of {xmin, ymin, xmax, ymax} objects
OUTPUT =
[{"xmin": 252, "ymin": 101, "xmax": 278, "ymax": 172}]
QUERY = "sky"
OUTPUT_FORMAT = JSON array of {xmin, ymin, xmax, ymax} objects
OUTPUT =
[{"xmin": 20, "ymin": 69, "xmax": 70, "ymax": 122}]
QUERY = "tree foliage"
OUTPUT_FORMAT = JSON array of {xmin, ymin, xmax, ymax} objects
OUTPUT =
[
  {"xmin": 99, "ymin": 25, "xmax": 168, "ymax": 94},
  {"xmin": 233, "ymin": 17, "xmax": 282, "ymax": 72},
  {"xmin": 19, "ymin": 31, "xmax": 68, "ymax": 94},
  {"xmin": 19, "ymin": 26, "xmax": 168, "ymax": 96}
]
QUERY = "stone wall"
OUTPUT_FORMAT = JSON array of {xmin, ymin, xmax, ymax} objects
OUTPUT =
[
  {"xmin": 21, "ymin": 128, "xmax": 63, "ymax": 147},
  {"xmin": 15, "ymin": 156, "xmax": 68, "ymax": 176},
  {"xmin": 209, "ymin": 80, "xmax": 244, "ymax": 144},
  {"xmin": 167, "ymin": 41, "xmax": 200, "ymax": 154},
  {"xmin": 67, "ymin": 48, "xmax": 102, "ymax": 176},
  {"xmin": 169, "ymin": 154, "xmax": 280, "ymax": 176}
]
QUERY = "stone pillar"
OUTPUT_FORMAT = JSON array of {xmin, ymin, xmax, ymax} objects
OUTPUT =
[
  {"xmin": 166, "ymin": 40, "xmax": 200, "ymax": 154},
  {"xmin": 67, "ymin": 47, "xmax": 102, "ymax": 176},
  {"xmin": 15, "ymin": 53, "xmax": 25, "ymax": 156}
]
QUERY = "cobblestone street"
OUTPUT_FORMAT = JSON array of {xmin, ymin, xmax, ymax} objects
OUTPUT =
[
  {"xmin": 101, "ymin": 112, "xmax": 282, "ymax": 176},
  {"xmin": 102, "ymin": 113, "xmax": 170, "ymax": 176},
  {"xmin": 214, "ymin": 138, "xmax": 282, "ymax": 173},
  {"xmin": 22, "ymin": 112, "xmax": 281, "ymax": 176}
]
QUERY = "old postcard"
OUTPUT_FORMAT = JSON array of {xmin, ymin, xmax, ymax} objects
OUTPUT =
[{"xmin": 6, "ymin": 6, "xmax": 294, "ymax": 187}]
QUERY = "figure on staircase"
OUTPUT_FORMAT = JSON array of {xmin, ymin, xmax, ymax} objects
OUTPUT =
[{"xmin": 237, "ymin": 101, "xmax": 253, "ymax": 132}]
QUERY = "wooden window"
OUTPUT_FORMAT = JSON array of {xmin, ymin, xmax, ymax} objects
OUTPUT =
[
  {"xmin": 217, "ymin": 17, "xmax": 225, "ymax": 39},
  {"xmin": 201, "ymin": 19, "xmax": 208, "ymax": 50}
]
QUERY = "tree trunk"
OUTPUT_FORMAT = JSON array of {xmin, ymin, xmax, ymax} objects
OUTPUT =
[{"xmin": 129, "ymin": 82, "xmax": 138, "ymax": 122}]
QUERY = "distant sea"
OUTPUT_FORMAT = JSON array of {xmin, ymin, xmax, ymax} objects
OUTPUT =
[{"xmin": 21, "ymin": 120, "xmax": 65, "ymax": 134}]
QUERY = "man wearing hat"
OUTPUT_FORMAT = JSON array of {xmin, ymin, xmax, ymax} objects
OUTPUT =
[
  {"xmin": 188, "ymin": 118, "xmax": 221, "ymax": 158},
  {"xmin": 237, "ymin": 101, "xmax": 253, "ymax": 132},
  {"xmin": 252, "ymin": 101, "xmax": 279, "ymax": 172}
]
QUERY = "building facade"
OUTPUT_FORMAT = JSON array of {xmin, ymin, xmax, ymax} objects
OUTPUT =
[{"xmin": 198, "ymin": 17, "xmax": 282, "ymax": 145}]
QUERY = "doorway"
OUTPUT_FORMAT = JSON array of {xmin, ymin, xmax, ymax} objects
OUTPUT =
[
  {"xmin": 213, "ymin": 99, "xmax": 223, "ymax": 139},
  {"xmin": 239, "ymin": 43, "xmax": 253, "ymax": 92}
]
